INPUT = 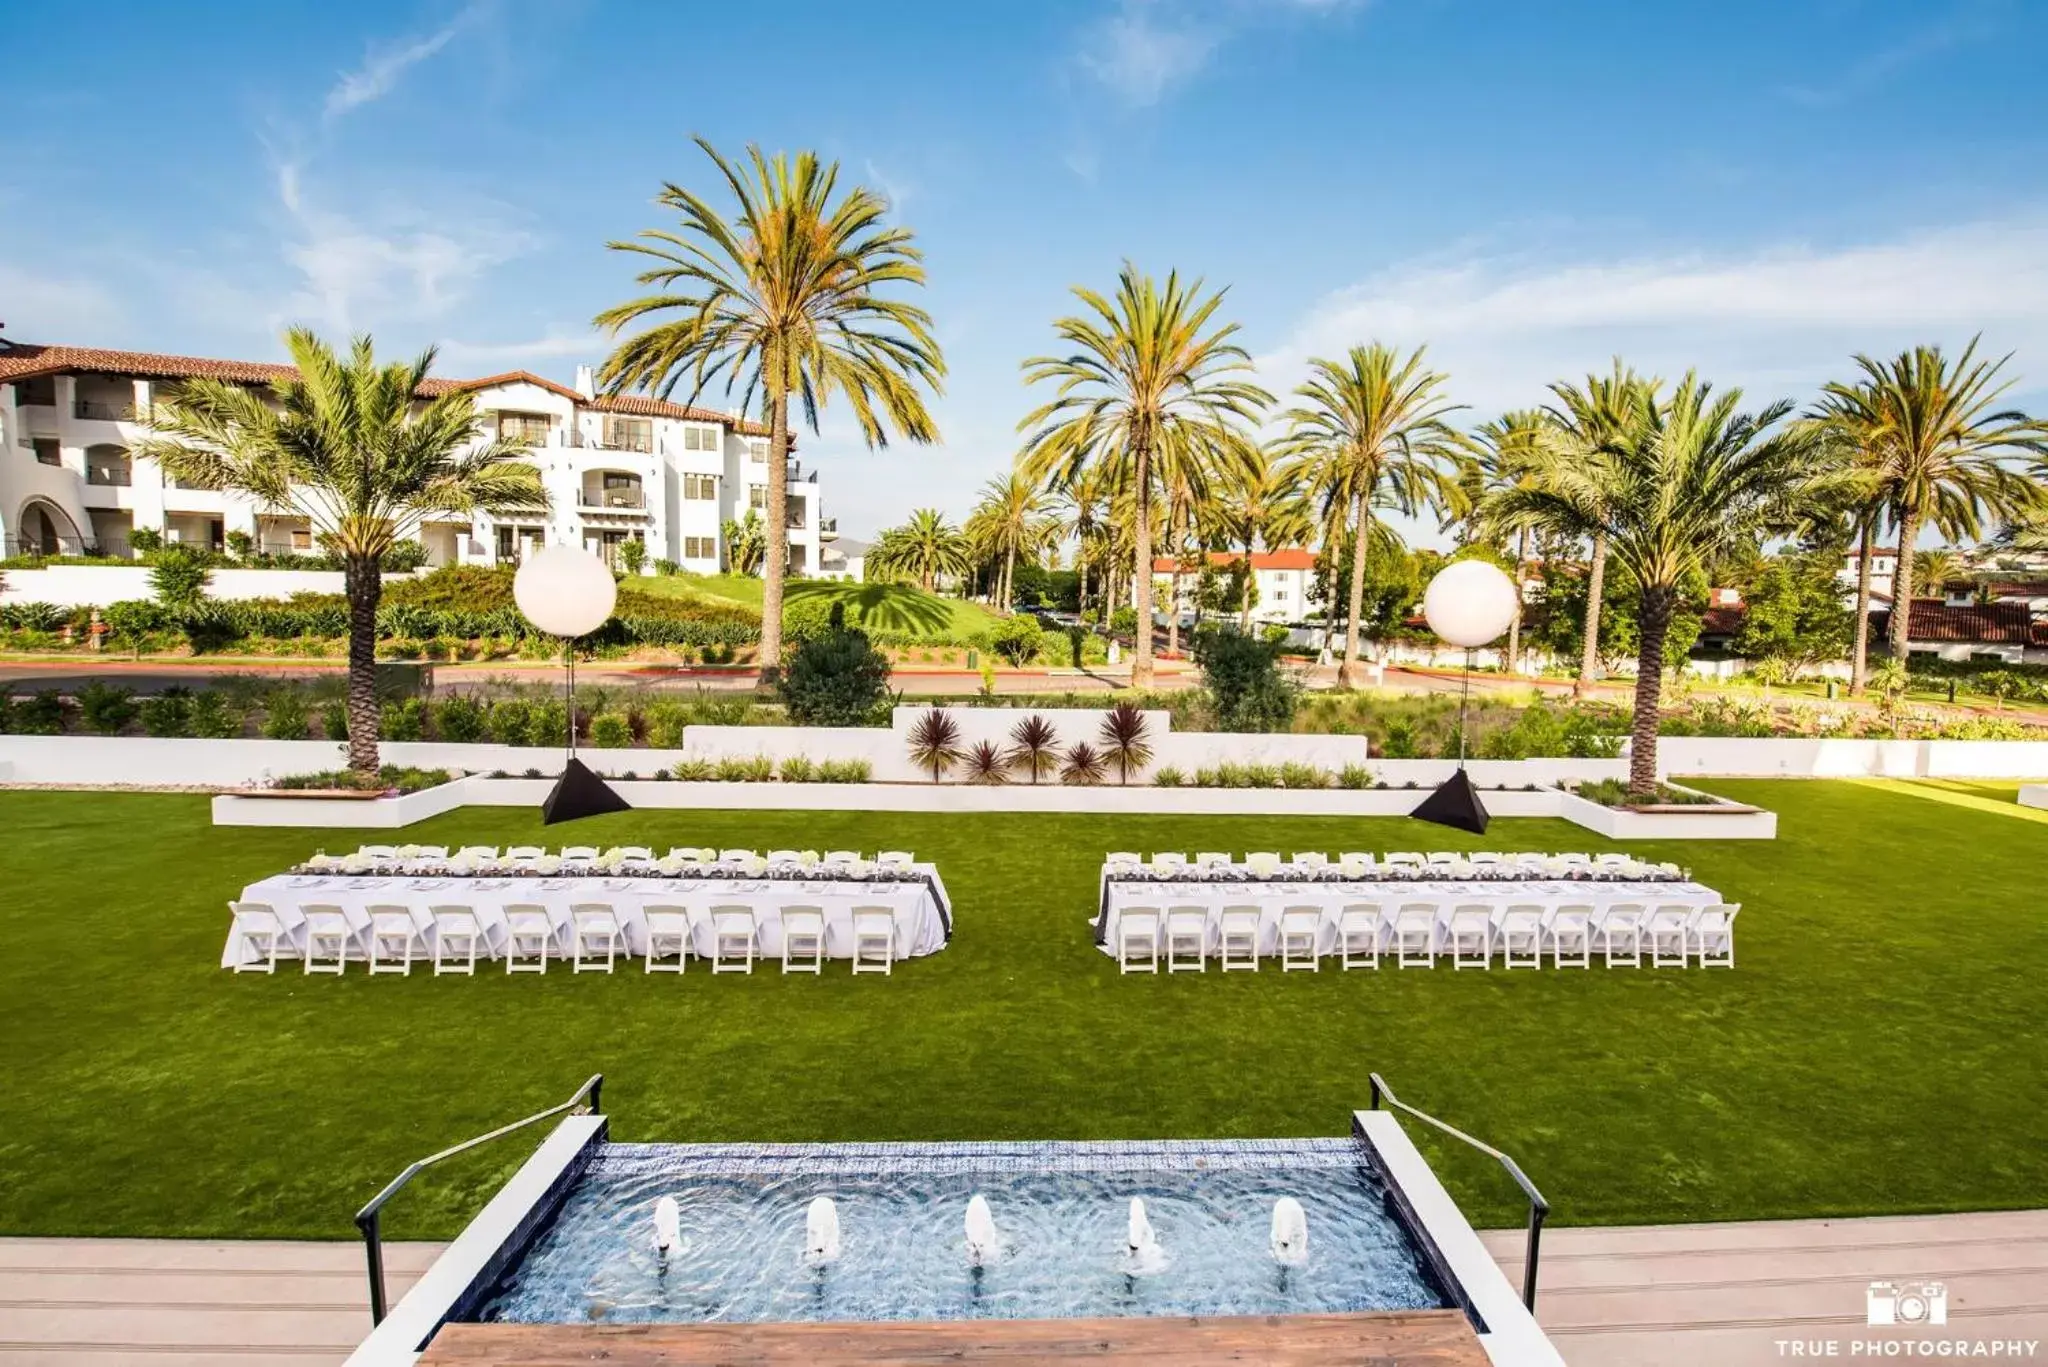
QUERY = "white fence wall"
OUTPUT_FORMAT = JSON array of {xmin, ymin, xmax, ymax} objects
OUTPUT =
[
  {"xmin": 1653, "ymin": 737, "xmax": 2048, "ymax": 779},
  {"xmin": 0, "ymin": 565, "xmax": 388, "ymax": 607}
]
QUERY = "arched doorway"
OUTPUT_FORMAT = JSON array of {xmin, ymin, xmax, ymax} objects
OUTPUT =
[{"xmin": 15, "ymin": 499, "xmax": 82, "ymax": 556}]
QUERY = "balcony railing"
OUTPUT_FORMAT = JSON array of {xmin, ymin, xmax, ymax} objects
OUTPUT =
[
  {"xmin": 580, "ymin": 488, "xmax": 647, "ymax": 510},
  {"xmin": 87, "ymin": 464, "xmax": 133, "ymax": 487},
  {"xmin": 75, "ymin": 399, "xmax": 144, "ymax": 422}
]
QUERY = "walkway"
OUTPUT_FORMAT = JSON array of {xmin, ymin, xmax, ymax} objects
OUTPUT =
[{"xmin": 2, "ymin": 1209, "xmax": 2042, "ymax": 1365}]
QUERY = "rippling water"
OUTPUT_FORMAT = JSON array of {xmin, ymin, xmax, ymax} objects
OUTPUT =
[{"xmin": 480, "ymin": 1140, "xmax": 1447, "ymax": 1325}]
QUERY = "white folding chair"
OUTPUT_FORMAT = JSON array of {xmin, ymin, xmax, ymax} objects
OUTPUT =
[
  {"xmin": 412, "ymin": 846, "xmax": 449, "ymax": 860},
  {"xmin": 302, "ymin": 905, "xmax": 356, "ymax": 974},
  {"xmin": 1105, "ymin": 851, "xmax": 1143, "ymax": 868},
  {"xmin": 1292, "ymin": 852, "xmax": 1328, "ymax": 870},
  {"xmin": 1245, "ymin": 852, "xmax": 1282, "ymax": 876},
  {"xmin": 1383, "ymin": 851, "xmax": 1424, "ymax": 870},
  {"xmin": 430, "ymin": 905, "xmax": 482, "ymax": 975},
  {"xmin": 1339, "ymin": 852, "xmax": 1374, "ymax": 875},
  {"xmin": 766, "ymin": 849, "xmax": 804, "ymax": 865},
  {"xmin": 1218, "ymin": 906, "xmax": 1261, "ymax": 971},
  {"xmin": 1117, "ymin": 908, "xmax": 1161, "ymax": 974},
  {"xmin": 1594, "ymin": 853, "xmax": 1632, "ymax": 870},
  {"xmin": 453, "ymin": 845, "xmax": 499, "ymax": 861},
  {"xmin": 1692, "ymin": 903, "xmax": 1740, "ymax": 968},
  {"xmin": 1547, "ymin": 904, "xmax": 1594, "ymax": 968},
  {"xmin": 1647, "ymin": 904, "xmax": 1698, "ymax": 967},
  {"xmin": 1150, "ymin": 852, "xmax": 1188, "ymax": 872},
  {"xmin": 571, "ymin": 904, "xmax": 622, "ymax": 972},
  {"xmin": 665, "ymin": 846, "xmax": 711, "ymax": 864},
  {"xmin": 643, "ymin": 905, "xmax": 691, "ymax": 974},
  {"xmin": 1165, "ymin": 907, "xmax": 1209, "ymax": 971},
  {"xmin": 851, "ymin": 907, "xmax": 896, "ymax": 974},
  {"xmin": 358, "ymin": 845, "xmax": 398, "ymax": 861},
  {"xmin": 1449, "ymin": 905, "xmax": 1496, "ymax": 969},
  {"xmin": 1553, "ymin": 852, "xmax": 1592, "ymax": 868},
  {"xmin": 823, "ymin": 850, "xmax": 861, "ymax": 866},
  {"xmin": 1599, "ymin": 903, "xmax": 1645, "ymax": 968},
  {"xmin": 1500, "ymin": 904, "xmax": 1545, "ymax": 969},
  {"xmin": 613, "ymin": 845, "xmax": 655, "ymax": 862},
  {"xmin": 1195, "ymin": 852, "xmax": 1233, "ymax": 869},
  {"xmin": 709, "ymin": 905, "xmax": 758, "ymax": 973},
  {"xmin": 718, "ymin": 848, "xmax": 758, "ymax": 864},
  {"xmin": 782, "ymin": 905, "xmax": 826, "ymax": 974},
  {"xmin": 1278, "ymin": 907, "xmax": 1323, "ymax": 972},
  {"xmin": 559, "ymin": 845, "xmax": 600, "ymax": 862},
  {"xmin": 504, "ymin": 904, "xmax": 556, "ymax": 973},
  {"xmin": 229, "ymin": 901, "xmax": 289, "ymax": 972},
  {"xmin": 504, "ymin": 845, "xmax": 546, "ymax": 863},
  {"xmin": 367, "ymin": 905, "xmax": 425, "ymax": 975},
  {"xmin": 1395, "ymin": 903, "xmax": 1438, "ymax": 968},
  {"xmin": 1468, "ymin": 852, "xmax": 1507, "ymax": 865},
  {"xmin": 1425, "ymin": 851, "xmax": 1461, "ymax": 866},
  {"xmin": 876, "ymin": 851, "xmax": 914, "ymax": 870},
  {"xmin": 1338, "ymin": 903, "xmax": 1384, "ymax": 970}
]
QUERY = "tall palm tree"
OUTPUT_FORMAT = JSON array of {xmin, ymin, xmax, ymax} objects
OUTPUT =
[
  {"xmin": 1544, "ymin": 361, "xmax": 1658, "ymax": 699},
  {"xmin": 1275, "ymin": 344, "xmax": 1465, "ymax": 688},
  {"xmin": 1018, "ymin": 264, "xmax": 1270, "ymax": 688},
  {"xmin": 132, "ymin": 329, "xmax": 547, "ymax": 775},
  {"xmin": 1492, "ymin": 374, "xmax": 1828, "ymax": 796},
  {"xmin": 1912, "ymin": 547, "xmax": 1968, "ymax": 601},
  {"xmin": 870, "ymin": 507, "xmax": 969, "ymax": 591},
  {"xmin": 1814, "ymin": 340, "xmax": 2046, "ymax": 661},
  {"xmin": 1466, "ymin": 409, "xmax": 1554, "ymax": 673},
  {"xmin": 965, "ymin": 470, "xmax": 1054, "ymax": 612},
  {"xmin": 594, "ymin": 137, "xmax": 945, "ymax": 675},
  {"xmin": 1050, "ymin": 465, "xmax": 1113, "ymax": 621},
  {"xmin": 1219, "ymin": 444, "xmax": 1312, "ymax": 629}
]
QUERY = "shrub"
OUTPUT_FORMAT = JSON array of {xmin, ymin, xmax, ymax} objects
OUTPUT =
[
  {"xmin": 487, "ymin": 698, "xmax": 532, "ymax": 746},
  {"xmin": 1337, "ymin": 763, "xmax": 1375, "ymax": 790},
  {"xmin": 779, "ymin": 603, "xmax": 891, "ymax": 725},
  {"xmin": 188, "ymin": 691, "xmax": 241, "ymax": 739},
  {"xmin": 778, "ymin": 754, "xmax": 819, "ymax": 783},
  {"xmin": 715, "ymin": 753, "xmax": 776, "ymax": 782},
  {"xmin": 1006, "ymin": 713, "xmax": 1060, "ymax": 784},
  {"xmin": 1572, "ymin": 778, "xmax": 1719, "ymax": 808},
  {"xmin": 643, "ymin": 701, "xmax": 689, "ymax": 749},
  {"xmin": 1109, "ymin": 605, "xmax": 1139, "ymax": 638},
  {"xmin": 77, "ymin": 682, "xmax": 140, "ymax": 735},
  {"xmin": 618, "ymin": 538, "xmax": 647, "ymax": 577},
  {"xmin": 964, "ymin": 740, "xmax": 1010, "ymax": 784},
  {"xmin": 780, "ymin": 595, "xmax": 836, "ymax": 642},
  {"xmin": 272, "ymin": 764, "xmax": 453, "ymax": 794},
  {"xmin": 1191, "ymin": 765, "xmax": 1221, "ymax": 788},
  {"xmin": 906, "ymin": 707, "xmax": 963, "ymax": 782},
  {"xmin": 380, "ymin": 697, "xmax": 427, "ymax": 742},
  {"xmin": 1279, "ymin": 761, "xmax": 1329, "ymax": 789},
  {"xmin": 260, "ymin": 688, "xmax": 311, "ymax": 740},
  {"xmin": 149, "ymin": 547, "xmax": 212, "ymax": 611},
  {"xmin": 129, "ymin": 528, "xmax": 164, "ymax": 555},
  {"xmin": 1193, "ymin": 627, "xmax": 1297, "ymax": 732},
  {"xmin": 526, "ymin": 698, "xmax": 568, "ymax": 749},
  {"xmin": 10, "ymin": 690, "xmax": 65, "ymax": 735},
  {"xmin": 588, "ymin": 711, "xmax": 633, "ymax": 749},
  {"xmin": 816, "ymin": 757, "xmax": 872, "ymax": 783},
  {"xmin": 1152, "ymin": 764, "xmax": 1186, "ymax": 787},
  {"xmin": 1060, "ymin": 740, "xmax": 1107, "ymax": 785},
  {"xmin": 435, "ymin": 694, "xmax": 489, "ymax": 743},
  {"xmin": 140, "ymin": 688, "xmax": 194, "ymax": 738},
  {"xmin": 1097, "ymin": 700, "xmax": 1153, "ymax": 784},
  {"xmin": 320, "ymin": 700, "xmax": 349, "ymax": 741},
  {"xmin": 988, "ymin": 615, "xmax": 1042, "ymax": 667},
  {"xmin": 672, "ymin": 756, "xmax": 714, "ymax": 781}
]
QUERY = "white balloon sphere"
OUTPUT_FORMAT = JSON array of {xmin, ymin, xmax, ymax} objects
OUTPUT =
[
  {"xmin": 1422, "ymin": 559, "xmax": 1520, "ymax": 648},
  {"xmin": 513, "ymin": 545, "xmax": 617, "ymax": 638}
]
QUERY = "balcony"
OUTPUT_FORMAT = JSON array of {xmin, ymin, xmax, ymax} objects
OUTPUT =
[
  {"xmin": 579, "ymin": 477, "xmax": 649, "ymax": 514},
  {"xmin": 75, "ymin": 399, "xmax": 148, "ymax": 422},
  {"xmin": 86, "ymin": 462, "xmax": 132, "ymax": 487},
  {"xmin": 819, "ymin": 516, "xmax": 839, "ymax": 541}
]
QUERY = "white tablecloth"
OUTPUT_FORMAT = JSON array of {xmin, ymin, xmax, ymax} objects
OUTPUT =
[
  {"xmin": 225, "ymin": 867, "xmax": 951, "ymax": 968},
  {"xmin": 1096, "ymin": 876, "xmax": 1721, "ymax": 956}
]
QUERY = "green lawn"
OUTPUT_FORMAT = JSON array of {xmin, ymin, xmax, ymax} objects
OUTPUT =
[
  {"xmin": 633, "ymin": 572, "xmax": 1004, "ymax": 639},
  {"xmin": 1, "ymin": 780, "xmax": 2043, "ymax": 1244}
]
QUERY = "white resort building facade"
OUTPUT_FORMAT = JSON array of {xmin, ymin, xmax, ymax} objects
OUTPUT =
[{"xmin": 0, "ymin": 343, "xmax": 835, "ymax": 573}]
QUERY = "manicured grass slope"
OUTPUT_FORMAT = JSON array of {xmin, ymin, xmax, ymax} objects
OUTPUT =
[
  {"xmin": 634, "ymin": 573, "xmax": 1003, "ymax": 638},
  {"xmin": 0, "ymin": 780, "xmax": 2042, "ymax": 1242}
]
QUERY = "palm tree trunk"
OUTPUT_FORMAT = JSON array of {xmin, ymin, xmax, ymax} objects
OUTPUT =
[
  {"xmin": 759, "ymin": 394, "xmax": 791, "ymax": 677},
  {"xmin": 1166, "ymin": 501, "xmax": 1183, "ymax": 659},
  {"xmin": 1337, "ymin": 494, "xmax": 1371, "ymax": 688},
  {"xmin": 1627, "ymin": 586, "xmax": 1674, "ymax": 797},
  {"xmin": 1131, "ymin": 444, "xmax": 1155, "ymax": 689},
  {"xmin": 1888, "ymin": 504, "xmax": 1921, "ymax": 660},
  {"xmin": 1003, "ymin": 544, "xmax": 1016, "ymax": 615},
  {"xmin": 1239, "ymin": 535, "xmax": 1256, "ymax": 631},
  {"xmin": 1506, "ymin": 528, "xmax": 1527, "ymax": 674},
  {"xmin": 1849, "ymin": 514, "xmax": 1875, "ymax": 695},
  {"xmin": 1574, "ymin": 532, "xmax": 1608, "ymax": 699},
  {"xmin": 343, "ymin": 553, "xmax": 383, "ymax": 777}
]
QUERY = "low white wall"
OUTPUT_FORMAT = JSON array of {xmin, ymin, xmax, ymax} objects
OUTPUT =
[
  {"xmin": 1556, "ymin": 789, "xmax": 1778, "ymax": 840},
  {"xmin": 1655, "ymin": 737, "xmax": 2048, "ymax": 780},
  {"xmin": 212, "ymin": 778, "xmax": 476, "ymax": 828},
  {"xmin": 0, "ymin": 565, "xmax": 423, "ymax": 607}
]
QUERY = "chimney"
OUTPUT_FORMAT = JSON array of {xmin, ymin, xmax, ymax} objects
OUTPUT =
[{"xmin": 574, "ymin": 365, "xmax": 595, "ymax": 401}]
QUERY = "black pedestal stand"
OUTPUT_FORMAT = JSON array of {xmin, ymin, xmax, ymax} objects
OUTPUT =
[
  {"xmin": 1413, "ymin": 646, "xmax": 1490, "ymax": 834},
  {"xmin": 540, "ymin": 640, "xmax": 630, "ymax": 825}
]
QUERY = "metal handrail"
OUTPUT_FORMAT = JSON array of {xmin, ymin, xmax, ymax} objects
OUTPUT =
[
  {"xmin": 1369, "ymin": 1072, "xmax": 1549, "ymax": 1310},
  {"xmin": 353, "ymin": 1074, "xmax": 603, "ymax": 1325}
]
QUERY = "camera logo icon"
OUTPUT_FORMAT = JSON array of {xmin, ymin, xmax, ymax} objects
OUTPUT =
[{"xmin": 1867, "ymin": 1280, "xmax": 1948, "ymax": 1326}]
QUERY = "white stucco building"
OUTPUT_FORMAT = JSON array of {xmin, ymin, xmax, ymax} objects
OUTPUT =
[
  {"xmin": 1151, "ymin": 548, "xmax": 1325, "ymax": 625},
  {"xmin": 0, "ymin": 343, "xmax": 832, "ymax": 574}
]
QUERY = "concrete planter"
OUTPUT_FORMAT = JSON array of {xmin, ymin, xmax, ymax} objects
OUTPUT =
[
  {"xmin": 211, "ymin": 777, "xmax": 476, "ymax": 828},
  {"xmin": 1554, "ymin": 784, "xmax": 1777, "ymax": 840}
]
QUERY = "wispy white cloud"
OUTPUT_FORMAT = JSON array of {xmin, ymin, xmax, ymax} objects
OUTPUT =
[
  {"xmin": 440, "ymin": 328, "xmax": 605, "ymax": 367},
  {"xmin": 1076, "ymin": 0, "xmax": 1365, "ymax": 108},
  {"xmin": 1255, "ymin": 213, "xmax": 2048, "ymax": 418},
  {"xmin": 0, "ymin": 263, "xmax": 125, "ymax": 339},
  {"xmin": 862, "ymin": 159, "xmax": 915, "ymax": 214},
  {"xmin": 1781, "ymin": 3, "xmax": 2000, "ymax": 106},
  {"xmin": 324, "ymin": 1, "xmax": 489, "ymax": 121}
]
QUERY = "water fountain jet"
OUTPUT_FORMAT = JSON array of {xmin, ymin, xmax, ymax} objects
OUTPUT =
[
  {"xmin": 1270, "ymin": 1196, "xmax": 1308, "ymax": 1265},
  {"xmin": 652, "ymin": 1195, "xmax": 681, "ymax": 1255},
  {"xmin": 805, "ymin": 1196, "xmax": 842, "ymax": 1265},
  {"xmin": 1125, "ymin": 1196, "xmax": 1167, "ymax": 1274},
  {"xmin": 965, "ymin": 1194, "xmax": 1000, "ymax": 1268}
]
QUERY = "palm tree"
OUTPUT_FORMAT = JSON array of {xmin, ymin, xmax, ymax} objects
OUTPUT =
[
  {"xmin": 965, "ymin": 470, "xmax": 1054, "ymax": 612},
  {"xmin": 721, "ymin": 510, "xmax": 766, "ymax": 575},
  {"xmin": 1218, "ymin": 445, "xmax": 1312, "ymax": 630},
  {"xmin": 1814, "ymin": 340, "xmax": 2046, "ymax": 662},
  {"xmin": 1050, "ymin": 466, "xmax": 1112, "ymax": 621},
  {"xmin": 1544, "ymin": 361, "xmax": 1658, "ymax": 699},
  {"xmin": 1491, "ymin": 374, "xmax": 1829, "ymax": 796},
  {"xmin": 1466, "ymin": 409, "xmax": 1554, "ymax": 673},
  {"xmin": 132, "ymin": 329, "xmax": 547, "ymax": 775},
  {"xmin": 1275, "ymin": 344, "xmax": 1465, "ymax": 688},
  {"xmin": 594, "ymin": 137, "xmax": 945, "ymax": 675},
  {"xmin": 870, "ymin": 508, "xmax": 969, "ymax": 591},
  {"xmin": 1912, "ymin": 547, "xmax": 1968, "ymax": 601},
  {"xmin": 1018, "ymin": 264, "xmax": 1271, "ymax": 688}
]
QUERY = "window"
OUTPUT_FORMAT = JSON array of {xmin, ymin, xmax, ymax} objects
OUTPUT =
[
  {"xmin": 32, "ymin": 438, "xmax": 60, "ymax": 467},
  {"xmin": 497, "ymin": 412, "xmax": 551, "ymax": 446},
  {"xmin": 747, "ymin": 438, "xmax": 768, "ymax": 463},
  {"xmin": 682, "ymin": 426, "xmax": 720, "ymax": 452},
  {"xmin": 683, "ymin": 536, "xmax": 716, "ymax": 560},
  {"xmin": 683, "ymin": 473, "xmax": 718, "ymax": 500},
  {"xmin": 749, "ymin": 486, "xmax": 766, "ymax": 509},
  {"xmin": 14, "ymin": 378, "xmax": 55, "ymax": 407},
  {"xmin": 603, "ymin": 417, "xmax": 652, "ymax": 453}
]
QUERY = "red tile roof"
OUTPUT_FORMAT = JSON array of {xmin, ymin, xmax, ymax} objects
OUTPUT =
[
  {"xmin": 0, "ymin": 343, "xmax": 772, "ymax": 434},
  {"xmin": 1152, "ymin": 548, "xmax": 1318, "ymax": 573},
  {"xmin": 1874, "ymin": 599, "xmax": 2035, "ymax": 645}
]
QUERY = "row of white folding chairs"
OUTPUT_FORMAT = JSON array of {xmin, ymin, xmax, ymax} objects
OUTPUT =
[
  {"xmin": 1114, "ymin": 901, "xmax": 1738, "ymax": 973},
  {"xmin": 229, "ymin": 901, "xmax": 901, "ymax": 977},
  {"xmin": 348, "ymin": 845, "xmax": 916, "ymax": 867},
  {"xmin": 1107, "ymin": 850, "xmax": 1635, "ymax": 872}
]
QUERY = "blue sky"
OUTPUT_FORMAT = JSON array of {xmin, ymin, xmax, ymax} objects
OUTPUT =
[{"xmin": 7, "ymin": 0, "xmax": 2048, "ymax": 541}]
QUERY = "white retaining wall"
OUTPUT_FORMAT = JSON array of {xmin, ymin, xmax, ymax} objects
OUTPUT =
[
  {"xmin": 0, "ymin": 565, "xmax": 428, "ymax": 607},
  {"xmin": 1654, "ymin": 737, "xmax": 2048, "ymax": 780}
]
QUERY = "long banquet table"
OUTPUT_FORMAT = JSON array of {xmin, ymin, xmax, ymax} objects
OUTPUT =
[
  {"xmin": 1095, "ymin": 872, "xmax": 1721, "ymax": 956},
  {"xmin": 225, "ymin": 866, "xmax": 952, "ymax": 968}
]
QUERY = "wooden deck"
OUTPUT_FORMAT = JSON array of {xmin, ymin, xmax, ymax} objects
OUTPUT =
[{"xmin": 416, "ymin": 1310, "xmax": 1492, "ymax": 1365}]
